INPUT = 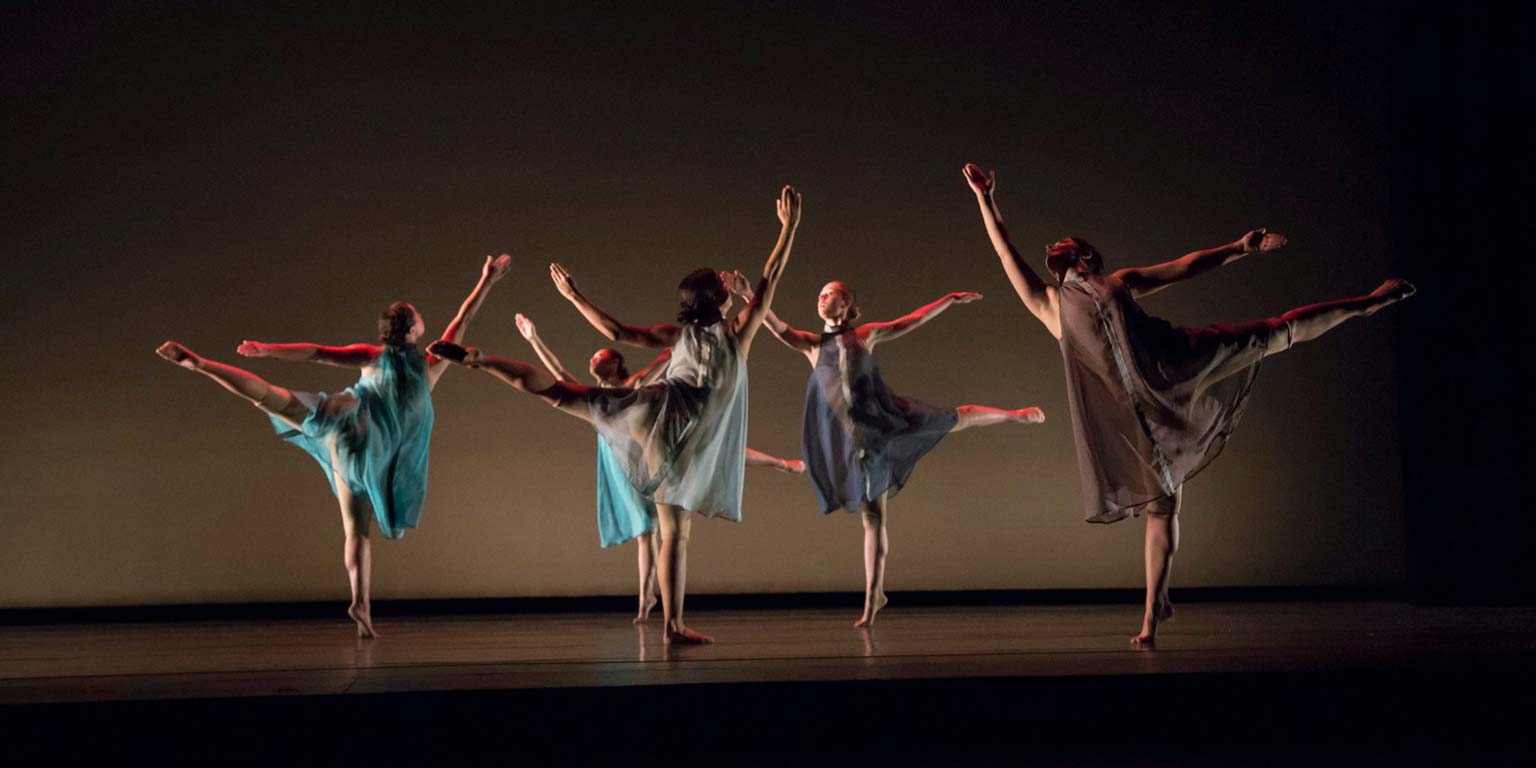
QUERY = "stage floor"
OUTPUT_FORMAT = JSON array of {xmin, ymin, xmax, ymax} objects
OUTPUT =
[{"xmin": 4, "ymin": 600, "xmax": 1533, "ymax": 706}]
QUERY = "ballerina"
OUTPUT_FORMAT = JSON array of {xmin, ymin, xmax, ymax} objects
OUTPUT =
[
  {"xmin": 155, "ymin": 254, "xmax": 513, "ymax": 638},
  {"xmin": 430, "ymin": 185, "xmax": 802, "ymax": 643},
  {"xmin": 762, "ymin": 282, "xmax": 1044, "ymax": 627},
  {"xmin": 962, "ymin": 163, "xmax": 1415, "ymax": 646},
  {"xmin": 513, "ymin": 310, "xmax": 804, "ymax": 623}
]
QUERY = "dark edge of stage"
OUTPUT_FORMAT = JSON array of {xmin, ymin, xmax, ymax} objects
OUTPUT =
[{"xmin": 0, "ymin": 584, "xmax": 1412, "ymax": 625}]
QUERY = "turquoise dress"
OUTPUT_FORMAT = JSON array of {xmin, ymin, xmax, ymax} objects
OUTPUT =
[
  {"xmin": 588, "ymin": 322, "xmax": 749, "ymax": 521},
  {"xmin": 269, "ymin": 345, "xmax": 436, "ymax": 540},
  {"xmin": 596, "ymin": 436, "xmax": 658, "ymax": 547}
]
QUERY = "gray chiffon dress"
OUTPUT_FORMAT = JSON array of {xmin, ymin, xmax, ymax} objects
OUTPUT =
[{"xmin": 1058, "ymin": 271, "xmax": 1287, "ymax": 523}]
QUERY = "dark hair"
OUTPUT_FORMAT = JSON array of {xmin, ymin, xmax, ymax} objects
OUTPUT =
[
  {"xmin": 1051, "ymin": 237, "xmax": 1105, "ymax": 276},
  {"xmin": 676, "ymin": 269, "xmax": 726, "ymax": 326},
  {"xmin": 592, "ymin": 348, "xmax": 630, "ymax": 383},
  {"xmin": 378, "ymin": 302, "xmax": 418, "ymax": 348}
]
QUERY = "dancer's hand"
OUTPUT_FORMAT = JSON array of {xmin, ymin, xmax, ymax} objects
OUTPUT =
[
  {"xmin": 483, "ymin": 253, "xmax": 513, "ymax": 283},
  {"xmin": 948, "ymin": 291, "xmax": 983, "ymax": 305},
  {"xmin": 962, "ymin": 163, "xmax": 996, "ymax": 196},
  {"xmin": 427, "ymin": 340, "xmax": 483, "ymax": 367},
  {"xmin": 515, "ymin": 313, "xmax": 538, "ymax": 340},
  {"xmin": 1237, "ymin": 228, "xmax": 1286, "ymax": 254},
  {"xmin": 720, "ymin": 269, "xmax": 754, "ymax": 301},
  {"xmin": 237, "ymin": 341, "xmax": 270, "ymax": 357},
  {"xmin": 776, "ymin": 185, "xmax": 802, "ymax": 228},
  {"xmin": 550, "ymin": 263, "xmax": 579, "ymax": 301}
]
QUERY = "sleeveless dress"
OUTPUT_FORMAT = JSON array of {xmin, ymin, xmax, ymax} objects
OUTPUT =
[
  {"xmin": 268, "ymin": 345, "xmax": 435, "ymax": 540},
  {"xmin": 595, "ymin": 436, "xmax": 657, "ymax": 547},
  {"xmin": 587, "ymin": 322, "xmax": 749, "ymax": 521},
  {"xmin": 1058, "ymin": 271, "xmax": 1283, "ymax": 523},
  {"xmin": 802, "ymin": 329, "xmax": 959, "ymax": 513}
]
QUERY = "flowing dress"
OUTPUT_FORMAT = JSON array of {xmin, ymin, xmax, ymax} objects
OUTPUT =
[
  {"xmin": 270, "ymin": 345, "xmax": 436, "ymax": 539},
  {"xmin": 1058, "ymin": 271, "xmax": 1286, "ymax": 523},
  {"xmin": 587, "ymin": 322, "xmax": 749, "ymax": 521},
  {"xmin": 802, "ymin": 329, "xmax": 958, "ymax": 513}
]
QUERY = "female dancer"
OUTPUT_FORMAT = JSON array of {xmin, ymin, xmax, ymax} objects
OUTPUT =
[
  {"xmin": 762, "ymin": 283, "xmax": 1045, "ymax": 627},
  {"xmin": 155, "ymin": 254, "xmax": 513, "ymax": 638},
  {"xmin": 962, "ymin": 163, "xmax": 1415, "ymax": 646},
  {"xmin": 513, "ymin": 310, "xmax": 804, "ymax": 623},
  {"xmin": 431, "ymin": 185, "xmax": 801, "ymax": 643}
]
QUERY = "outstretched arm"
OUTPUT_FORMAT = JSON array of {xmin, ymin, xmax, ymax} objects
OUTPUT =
[
  {"xmin": 859, "ymin": 292, "xmax": 982, "ymax": 348},
  {"xmin": 238, "ymin": 341, "xmax": 381, "ymax": 368},
  {"xmin": 427, "ymin": 254, "xmax": 514, "ymax": 387},
  {"xmin": 733, "ymin": 185, "xmax": 802, "ymax": 357},
  {"xmin": 515, "ymin": 314, "xmax": 578, "ymax": 383},
  {"xmin": 721, "ymin": 270, "xmax": 817, "ymax": 362},
  {"xmin": 1114, "ymin": 229, "xmax": 1287, "ymax": 298},
  {"xmin": 626, "ymin": 348, "xmax": 673, "ymax": 387},
  {"xmin": 550, "ymin": 263, "xmax": 680, "ymax": 349},
  {"xmin": 962, "ymin": 164, "xmax": 1061, "ymax": 339}
]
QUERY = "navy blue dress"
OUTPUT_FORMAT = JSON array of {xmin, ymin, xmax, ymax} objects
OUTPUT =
[{"xmin": 802, "ymin": 329, "xmax": 959, "ymax": 513}]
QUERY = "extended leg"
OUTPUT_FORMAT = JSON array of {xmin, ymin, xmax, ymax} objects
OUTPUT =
[
  {"xmin": 1133, "ymin": 490, "xmax": 1181, "ymax": 648},
  {"xmin": 156, "ymin": 341, "xmax": 310, "ymax": 428},
  {"xmin": 429, "ymin": 342, "xmax": 595, "ymax": 421},
  {"xmin": 854, "ymin": 493, "xmax": 891, "ymax": 628},
  {"xmin": 952, "ymin": 404, "xmax": 1045, "ymax": 432},
  {"xmin": 1268, "ymin": 279, "xmax": 1417, "ymax": 355},
  {"xmin": 655, "ymin": 503, "xmax": 711, "ymax": 644}
]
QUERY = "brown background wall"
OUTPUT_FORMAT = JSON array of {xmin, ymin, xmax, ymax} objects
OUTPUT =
[{"xmin": 0, "ymin": 2, "xmax": 1405, "ymax": 607}]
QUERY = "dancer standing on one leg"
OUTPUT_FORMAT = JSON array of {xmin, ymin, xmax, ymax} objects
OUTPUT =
[
  {"xmin": 762, "ymin": 282, "xmax": 1045, "ymax": 627},
  {"xmin": 513, "ymin": 311, "xmax": 804, "ymax": 623},
  {"xmin": 962, "ymin": 163, "xmax": 1415, "ymax": 646},
  {"xmin": 431, "ymin": 185, "xmax": 802, "ymax": 643},
  {"xmin": 155, "ymin": 254, "xmax": 513, "ymax": 638}
]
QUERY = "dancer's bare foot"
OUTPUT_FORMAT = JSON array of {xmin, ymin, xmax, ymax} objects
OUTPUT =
[
  {"xmin": 634, "ymin": 593, "xmax": 658, "ymax": 624},
  {"xmin": 1131, "ymin": 621, "xmax": 1157, "ymax": 649},
  {"xmin": 853, "ymin": 592, "xmax": 890, "ymax": 628},
  {"xmin": 348, "ymin": 604, "xmax": 379, "ymax": 639},
  {"xmin": 664, "ymin": 621, "xmax": 714, "ymax": 644},
  {"xmin": 1364, "ymin": 279, "xmax": 1417, "ymax": 315},
  {"xmin": 426, "ymin": 340, "xmax": 483, "ymax": 367},
  {"xmin": 1012, "ymin": 407, "xmax": 1045, "ymax": 425},
  {"xmin": 155, "ymin": 341, "xmax": 200, "ymax": 370},
  {"xmin": 780, "ymin": 459, "xmax": 807, "ymax": 475}
]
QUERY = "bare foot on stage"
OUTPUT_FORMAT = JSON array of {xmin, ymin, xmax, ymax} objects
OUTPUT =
[
  {"xmin": 1364, "ymin": 279, "xmax": 1416, "ymax": 314},
  {"xmin": 348, "ymin": 604, "xmax": 379, "ymax": 639},
  {"xmin": 1013, "ymin": 407, "xmax": 1045, "ymax": 425},
  {"xmin": 1155, "ymin": 595, "xmax": 1175, "ymax": 623},
  {"xmin": 156, "ymin": 341, "xmax": 200, "ymax": 370},
  {"xmin": 634, "ymin": 593, "xmax": 658, "ymax": 624},
  {"xmin": 665, "ymin": 623, "xmax": 715, "ymax": 644},
  {"xmin": 854, "ymin": 592, "xmax": 889, "ymax": 628}
]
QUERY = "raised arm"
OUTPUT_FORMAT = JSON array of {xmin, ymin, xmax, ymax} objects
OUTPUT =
[
  {"xmin": 858, "ymin": 292, "xmax": 982, "ymax": 348},
  {"xmin": 732, "ymin": 185, "xmax": 802, "ymax": 357},
  {"xmin": 962, "ymin": 164, "xmax": 1061, "ymax": 339},
  {"xmin": 1113, "ymin": 229, "xmax": 1287, "ymax": 298},
  {"xmin": 550, "ymin": 263, "xmax": 679, "ymax": 349},
  {"xmin": 515, "ymin": 313, "xmax": 578, "ymax": 383},
  {"xmin": 238, "ymin": 341, "xmax": 381, "ymax": 368},
  {"xmin": 625, "ymin": 348, "xmax": 673, "ymax": 387},
  {"xmin": 720, "ymin": 269, "xmax": 817, "ymax": 362},
  {"xmin": 427, "ymin": 254, "xmax": 513, "ymax": 387}
]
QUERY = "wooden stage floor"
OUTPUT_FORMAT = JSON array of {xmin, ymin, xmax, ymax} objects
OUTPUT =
[{"xmin": 3, "ymin": 601, "xmax": 1534, "ymax": 763}]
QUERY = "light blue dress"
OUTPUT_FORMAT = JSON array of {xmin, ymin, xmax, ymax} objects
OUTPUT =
[
  {"xmin": 268, "ymin": 345, "xmax": 435, "ymax": 540},
  {"xmin": 596, "ymin": 436, "xmax": 657, "ymax": 547},
  {"xmin": 588, "ymin": 322, "xmax": 749, "ymax": 521}
]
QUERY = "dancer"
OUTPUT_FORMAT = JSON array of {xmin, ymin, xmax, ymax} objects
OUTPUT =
[
  {"xmin": 155, "ymin": 254, "xmax": 514, "ymax": 638},
  {"xmin": 762, "ymin": 282, "xmax": 1045, "ymax": 627},
  {"xmin": 962, "ymin": 163, "xmax": 1415, "ymax": 646},
  {"xmin": 513, "ymin": 311, "xmax": 804, "ymax": 623},
  {"xmin": 431, "ymin": 185, "xmax": 802, "ymax": 643}
]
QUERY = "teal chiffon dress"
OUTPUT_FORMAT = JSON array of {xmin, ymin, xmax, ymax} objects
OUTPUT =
[{"xmin": 268, "ymin": 345, "xmax": 436, "ymax": 540}]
